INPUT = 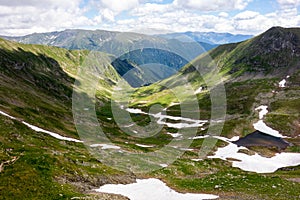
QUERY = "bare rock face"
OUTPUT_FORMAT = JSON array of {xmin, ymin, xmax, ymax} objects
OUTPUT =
[
  {"xmin": 57, "ymin": 174, "xmax": 136, "ymax": 194},
  {"xmin": 256, "ymin": 27, "xmax": 300, "ymax": 55},
  {"xmin": 230, "ymin": 27, "xmax": 300, "ymax": 75},
  {"xmin": 245, "ymin": 27, "xmax": 300, "ymax": 71},
  {"xmin": 75, "ymin": 193, "xmax": 129, "ymax": 200}
]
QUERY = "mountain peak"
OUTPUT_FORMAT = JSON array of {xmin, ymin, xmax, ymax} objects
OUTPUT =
[
  {"xmin": 266, "ymin": 26, "xmax": 285, "ymax": 32},
  {"xmin": 182, "ymin": 27, "xmax": 300, "ymax": 77},
  {"xmin": 254, "ymin": 26, "xmax": 300, "ymax": 55}
]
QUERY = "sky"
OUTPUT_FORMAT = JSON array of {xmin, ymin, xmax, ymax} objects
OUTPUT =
[{"xmin": 0, "ymin": 0, "xmax": 300, "ymax": 36}]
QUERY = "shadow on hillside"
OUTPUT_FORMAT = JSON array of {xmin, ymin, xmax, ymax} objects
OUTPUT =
[
  {"xmin": 0, "ymin": 47, "xmax": 75, "ymax": 102},
  {"xmin": 0, "ymin": 47, "xmax": 82, "ymax": 137}
]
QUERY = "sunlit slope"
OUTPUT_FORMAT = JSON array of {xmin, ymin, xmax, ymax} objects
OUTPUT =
[
  {"xmin": 132, "ymin": 27, "xmax": 300, "ymax": 139},
  {"xmin": 0, "ymin": 27, "xmax": 300, "ymax": 200}
]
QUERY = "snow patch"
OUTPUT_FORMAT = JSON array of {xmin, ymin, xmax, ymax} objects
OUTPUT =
[
  {"xmin": 0, "ymin": 110, "xmax": 82, "ymax": 143},
  {"xmin": 279, "ymin": 79, "xmax": 286, "ymax": 88},
  {"xmin": 48, "ymin": 35, "xmax": 58, "ymax": 40},
  {"xmin": 194, "ymin": 87, "xmax": 203, "ymax": 94},
  {"xmin": 253, "ymin": 120, "xmax": 284, "ymax": 138},
  {"xmin": 159, "ymin": 164, "xmax": 168, "ymax": 168},
  {"xmin": 229, "ymin": 136, "xmax": 240, "ymax": 142},
  {"xmin": 180, "ymin": 148, "xmax": 195, "ymax": 151},
  {"xmin": 255, "ymin": 105, "xmax": 268, "ymax": 119},
  {"xmin": 166, "ymin": 132, "xmax": 182, "ymax": 138},
  {"xmin": 96, "ymin": 178, "xmax": 219, "ymax": 200},
  {"xmin": 22, "ymin": 122, "xmax": 83, "ymax": 143},
  {"xmin": 191, "ymin": 158, "xmax": 203, "ymax": 162},
  {"xmin": 254, "ymin": 106, "xmax": 284, "ymax": 138},
  {"xmin": 125, "ymin": 107, "xmax": 208, "ymax": 129},
  {"xmin": 154, "ymin": 112, "xmax": 207, "ymax": 129},
  {"xmin": 136, "ymin": 144, "xmax": 154, "ymax": 148},
  {"xmin": 189, "ymin": 135, "xmax": 238, "ymax": 143},
  {"xmin": 126, "ymin": 108, "xmax": 146, "ymax": 114},
  {"xmin": 158, "ymin": 121, "xmax": 204, "ymax": 129},
  {"xmin": 209, "ymin": 143, "xmax": 246, "ymax": 160},
  {"xmin": 123, "ymin": 123, "xmax": 134, "ymax": 128},
  {"xmin": 209, "ymin": 141, "xmax": 300, "ymax": 173},
  {"xmin": 232, "ymin": 152, "xmax": 300, "ymax": 173},
  {"xmin": 0, "ymin": 110, "xmax": 16, "ymax": 120},
  {"xmin": 189, "ymin": 135, "xmax": 209, "ymax": 140}
]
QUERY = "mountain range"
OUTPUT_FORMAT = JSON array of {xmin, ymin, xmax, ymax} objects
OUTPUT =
[
  {"xmin": 1, "ymin": 29, "xmax": 250, "ymax": 87},
  {"xmin": 157, "ymin": 31, "xmax": 253, "ymax": 44},
  {"xmin": 0, "ymin": 26, "xmax": 299, "ymax": 199}
]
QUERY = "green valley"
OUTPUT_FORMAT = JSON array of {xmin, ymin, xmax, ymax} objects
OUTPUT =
[{"xmin": 0, "ymin": 26, "xmax": 300, "ymax": 200}]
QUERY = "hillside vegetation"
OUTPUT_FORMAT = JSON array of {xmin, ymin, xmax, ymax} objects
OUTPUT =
[{"xmin": 0, "ymin": 27, "xmax": 300, "ymax": 199}]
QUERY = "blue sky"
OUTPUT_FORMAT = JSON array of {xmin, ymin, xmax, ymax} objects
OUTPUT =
[{"xmin": 0, "ymin": 0, "xmax": 299, "ymax": 36}]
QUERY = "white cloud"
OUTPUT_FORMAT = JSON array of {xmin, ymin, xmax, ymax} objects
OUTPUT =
[
  {"xmin": 232, "ymin": 8, "xmax": 300, "ymax": 34},
  {"xmin": 0, "ymin": 0, "xmax": 81, "ymax": 9},
  {"xmin": 219, "ymin": 12, "xmax": 229, "ymax": 18},
  {"xmin": 174, "ymin": 0, "xmax": 252, "ymax": 11},
  {"xmin": 102, "ymin": 8, "xmax": 116, "ymax": 21},
  {"xmin": 131, "ymin": 3, "xmax": 172, "ymax": 16},
  {"xmin": 101, "ymin": 0, "xmax": 139, "ymax": 12},
  {"xmin": 234, "ymin": 11, "xmax": 260, "ymax": 20},
  {"xmin": 123, "ymin": 11, "xmax": 233, "ymax": 34},
  {"xmin": 0, "ymin": 0, "xmax": 300, "ymax": 37},
  {"xmin": 91, "ymin": 0, "xmax": 140, "ymax": 26},
  {"xmin": 94, "ymin": 4, "xmax": 300, "ymax": 36},
  {"xmin": 277, "ymin": 0, "xmax": 300, "ymax": 17},
  {"xmin": 0, "ymin": 0, "xmax": 91, "ymax": 36},
  {"xmin": 233, "ymin": 13, "xmax": 275, "ymax": 34},
  {"xmin": 277, "ymin": 0, "xmax": 300, "ymax": 6}
]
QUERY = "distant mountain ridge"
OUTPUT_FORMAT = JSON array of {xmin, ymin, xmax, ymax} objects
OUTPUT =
[
  {"xmin": 1, "ymin": 29, "xmax": 253, "ymax": 87},
  {"xmin": 1, "ymin": 29, "xmax": 217, "ymax": 87},
  {"xmin": 0, "ymin": 29, "xmax": 218, "ymax": 59},
  {"xmin": 157, "ymin": 31, "xmax": 253, "ymax": 44}
]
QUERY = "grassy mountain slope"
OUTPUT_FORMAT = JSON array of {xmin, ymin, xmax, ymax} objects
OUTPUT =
[
  {"xmin": 0, "ymin": 27, "xmax": 300, "ymax": 199},
  {"xmin": 126, "ymin": 26, "xmax": 300, "ymax": 199},
  {"xmin": 0, "ymin": 114, "xmax": 133, "ymax": 199},
  {"xmin": 99, "ymin": 27, "xmax": 300, "ymax": 199},
  {"xmin": 133, "ymin": 26, "xmax": 300, "ymax": 139},
  {"xmin": 0, "ymin": 38, "xmax": 135, "ymax": 199},
  {"xmin": 209, "ymin": 26, "xmax": 300, "ymax": 76},
  {"xmin": 0, "ymin": 38, "xmax": 120, "ymax": 135}
]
